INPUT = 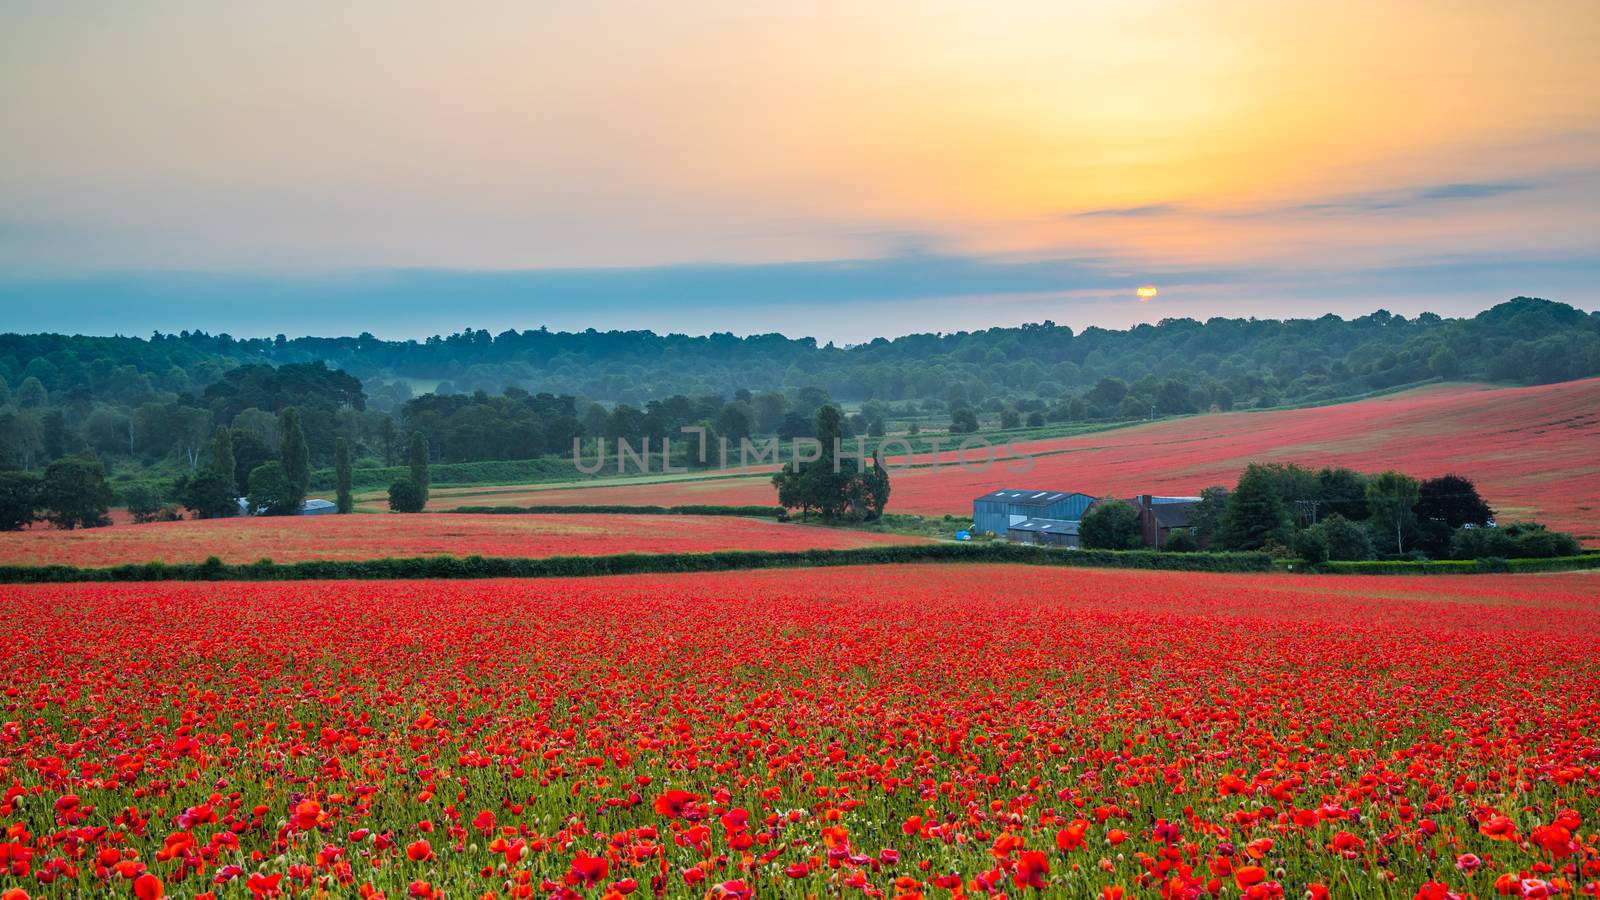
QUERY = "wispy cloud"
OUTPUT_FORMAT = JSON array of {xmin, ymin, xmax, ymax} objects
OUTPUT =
[
  {"xmin": 1288, "ymin": 180, "xmax": 1538, "ymax": 215},
  {"xmin": 1068, "ymin": 203, "xmax": 1186, "ymax": 219}
]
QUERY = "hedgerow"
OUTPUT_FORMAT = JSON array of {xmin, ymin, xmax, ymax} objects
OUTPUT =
[
  {"xmin": 0, "ymin": 544, "xmax": 1272, "ymax": 583},
  {"xmin": 449, "ymin": 504, "xmax": 784, "ymax": 517}
]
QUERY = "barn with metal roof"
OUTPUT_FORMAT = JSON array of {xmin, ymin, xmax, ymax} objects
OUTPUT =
[
  {"xmin": 1006, "ymin": 517, "xmax": 1081, "ymax": 547},
  {"xmin": 972, "ymin": 489, "xmax": 1095, "ymax": 537}
]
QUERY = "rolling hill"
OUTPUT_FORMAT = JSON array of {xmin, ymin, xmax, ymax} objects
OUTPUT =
[{"xmin": 423, "ymin": 378, "xmax": 1600, "ymax": 542}]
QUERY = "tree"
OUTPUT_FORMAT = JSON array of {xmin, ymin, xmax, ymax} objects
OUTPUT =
[
  {"xmin": 0, "ymin": 470, "xmax": 40, "ymax": 531},
  {"xmin": 40, "ymin": 453, "xmax": 114, "ymax": 530},
  {"xmin": 1188, "ymin": 486, "xmax": 1230, "ymax": 546},
  {"xmin": 178, "ymin": 470, "xmax": 239, "ymax": 519},
  {"xmin": 1365, "ymin": 470, "xmax": 1421, "ymax": 554},
  {"xmin": 1293, "ymin": 528, "xmax": 1329, "ymax": 565},
  {"xmin": 1084, "ymin": 378, "xmax": 1127, "ymax": 417},
  {"xmin": 1416, "ymin": 474, "xmax": 1492, "ymax": 528},
  {"xmin": 209, "ymin": 427, "xmax": 237, "ymax": 496},
  {"xmin": 771, "ymin": 405, "xmax": 887, "ymax": 522},
  {"xmin": 1162, "ymin": 528, "xmax": 1199, "ymax": 552},
  {"xmin": 1080, "ymin": 499, "xmax": 1142, "ymax": 550},
  {"xmin": 335, "ymin": 437, "xmax": 354, "ymax": 514},
  {"xmin": 999, "ymin": 408, "xmax": 1021, "ymax": 430},
  {"xmin": 15, "ymin": 375, "xmax": 47, "ymax": 408},
  {"xmin": 1308, "ymin": 514, "xmax": 1374, "ymax": 561},
  {"xmin": 715, "ymin": 403, "xmax": 753, "ymax": 444},
  {"xmin": 408, "ymin": 431, "xmax": 430, "ymax": 509},
  {"xmin": 278, "ymin": 407, "xmax": 310, "ymax": 511},
  {"xmin": 246, "ymin": 461, "xmax": 299, "ymax": 516},
  {"xmin": 377, "ymin": 416, "xmax": 397, "ymax": 467},
  {"xmin": 776, "ymin": 412, "xmax": 812, "ymax": 441},
  {"xmin": 1315, "ymin": 467, "xmax": 1369, "ymax": 521},
  {"xmin": 1217, "ymin": 464, "xmax": 1291, "ymax": 550},
  {"xmin": 123, "ymin": 483, "xmax": 165, "ymax": 524},
  {"xmin": 388, "ymin": 478, "xmax": 426, "ymax": 513},
  {"xmin": 949, "ymin": 407, "xmax": 979, "ymax": 434},
  {"xmin": 230, "ymin": 429, "xmax": 274, "ymax": 492}
]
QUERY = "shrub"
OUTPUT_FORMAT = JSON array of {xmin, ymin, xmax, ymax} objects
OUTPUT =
[
  {"xmin": 388, "ymin": 479, "xmax": 426, "ymax": 513},
  {"xmin": 1293, "ymin": 528, "xmax": 1329, "ymax": 565},
  {"xmin": 1162, "ymin": 529, "xmax": 1199, "ymax": 553},
  {"xmin": 1081, "ymin": 499, "xmax": 1143, "ymax": 550},
  {"xmin": 1451, "ymin": 522, "xmax": 1581, "ymax": 559}
]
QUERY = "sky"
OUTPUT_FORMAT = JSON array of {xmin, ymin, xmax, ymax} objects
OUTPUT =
[{"xmin": 1, "ymin": 0, "xmax": 1597, "ymax": 342}]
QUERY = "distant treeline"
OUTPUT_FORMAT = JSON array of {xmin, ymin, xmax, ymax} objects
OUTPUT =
[{"xmin": 2, "ymin": 297, "xmax": 1597, "ymax": 479}]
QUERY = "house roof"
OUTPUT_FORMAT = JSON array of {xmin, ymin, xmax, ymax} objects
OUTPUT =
[
  {"xmin": 301, "ymin": 499, "xmax": 337, "ymax": 511},
  {"xmin": 975, "ymin": 489, "xmax": 1091, "ymax": 508},
  {"xmin": 1150, "ymin": 501, "xmax": 1198, "ymax": 528},
  {"xmin": 1006, "ymin": 517, "xmax": 1080, "ymax": 535}
]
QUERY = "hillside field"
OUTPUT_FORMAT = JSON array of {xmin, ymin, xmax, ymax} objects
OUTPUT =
[
  {"xmin": 418, "ymin": 378, "xmax": 1600, "ymax": 542},
  {"xmin": 0, "ymin": 512, "xmax": 930, "ymax": 567},
  {"xmin": 2, "ymin": 564, "xmax": 1597, "ymax": 898}
]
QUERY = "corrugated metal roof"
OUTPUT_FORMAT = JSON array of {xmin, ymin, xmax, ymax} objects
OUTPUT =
[
  {"xmin": 974, "ymin": 489, "xmax": 1090, "ymax": 507},
  {"xmin": 301, "ymin": 499, "xmax": 337, "ymax": 511},
  {"xmin": 1006, "ymin": 517, "xmax": 1081, "ymax": 534}
]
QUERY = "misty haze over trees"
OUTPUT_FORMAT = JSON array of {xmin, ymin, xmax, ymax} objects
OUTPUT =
[{"xmin": 0, "ymin": 297, "xmax": 1596, "ymax": 477}]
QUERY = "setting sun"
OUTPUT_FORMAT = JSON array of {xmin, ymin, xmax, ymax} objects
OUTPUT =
[{"xmin": 1137, "ymin": 286, "xmax": 1159, "ymax": 302}]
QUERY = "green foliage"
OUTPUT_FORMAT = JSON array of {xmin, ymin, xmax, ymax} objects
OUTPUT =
[
  {"xmin": 408, "ymin": 431, "xmax": 430, "ymax": 508},
  {"xmin": 0, "ymin": 470, "xmax": 41, "ymax": 531},
  {"xmin": 1317, "ymin": 554, "xmax": 1600, "ymax": 575},
  {"xmin": 208, "ymin": 426, "xmax": 237, "ymax": 495},
  {"xmin": 177, "ymin": 470, "xmax": 238, "ymax": 519},
  {"xmin": 451, "ymin": 504, "xmax": 784, "ymax": 516},
  {"xmin": 1293, "ymin": 528, "xmax": 1329, "ymax": 565},
  {"xmin": 247, "ymin": 461, "xmax": 299, "ymax": 516},
  {"xmin": 40, "ymin": 452, "xmax": 114, "ymax": 530},
  {"xmin": 1217, "ymin": 464, "xmax": 1292, "ymax": 550},
  {"xmin": 0, "ymin": 544, "xmax": 1277, "ymax": 583},
  {"xmin": 1417, "ymin": 474, "xmax": 1493, "ymax": 528},
  {"xmin": 387, "ymin": 478, "xmax": 426, "ymax": 513},
  {"xmin": 121, "ymin": 483, "xmax": 166, "ymax": 524},
  {"xmin": 1187, "ymin": 486, "xmax": 1229, "ymax": 545},
  {"xmin": 1161, "ymin": 528, "xmax": 1199, "ymax": 552},
  {"xmin": 771, "ymin": 406, "xmax": 890, "ymax": 522},
  {"xmin": 949, "ymin": 407, "xmax": 979, "ymax": 434},
  {"xmin": 1080, "ymin": 499, "xmax": 1143, "ymax": 550},
  {"xmin": 403, "ymin": 389, "xmax": 579, "ymax": 463},
  {"xmin": 334, "ymin": 437, "xmax": 353, "ymax": 514},
  {"xmin": 1450, "ymin": 521, "xmax": 1581, "ymax": 560},
  {"xmin": 278, "ymin": 407, "xmax": 310, "ymax": 511},
  {"xmin": 1303, "ymin": 514, "xmax": 1374, "ymax": 561},
  {"xmin": 1365, "ymin": 470, "xmax": 1421, "ymax": 554},
  {"xmin": 1315, "ymin": 467, "xmax": 1369, "ymax": 521}
]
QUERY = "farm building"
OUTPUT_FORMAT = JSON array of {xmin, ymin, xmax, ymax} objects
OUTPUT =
[
  {"xmin": 1007, "ymin": 517, "xmax": 1080, "ymax": 547},
  {"xmin": 1134, "ymin": 494, "xmax": 1200, "ymax": 548},
  {"xmin": 973, "ymin": 489, "xmax": 1095, "ymax": 537},
  {"xmin": 301, "ymin": 498, "xmax": 338, "ymax": 516}
]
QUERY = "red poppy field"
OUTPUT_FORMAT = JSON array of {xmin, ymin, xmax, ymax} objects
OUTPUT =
[
  {"xmin": 3, "ymin": 563, "xmax": 1598, "ymax": 899},
  {"xmin": 0, "ymin": 514, "xmax": 929, "ymax": 568},
  {"xmin": 456, "ymin": 379, "xmax": 1600, "ymax": 544}
]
